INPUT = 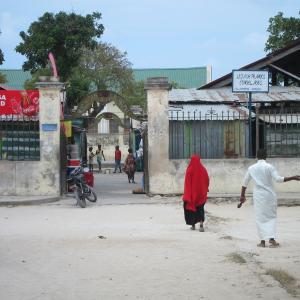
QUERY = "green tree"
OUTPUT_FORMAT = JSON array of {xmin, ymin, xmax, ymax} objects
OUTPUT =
[
  {"xmin": 67, "ymin": 42, "xmax": 136, "ymax": 108},
  {"xmin": 0, "ymin": 48, "xmax": 3, "ymax": 65},
  {"xmin": 15, "ymin": 11, "xmax": 104, "ymax": 80},
  {"xmin": 0, "ymin": 31, "xmax": 4, "ymax": 65},
  {"xmin": 66, "ymin": 68, "xmax": 91, "ymax": 107},
  {"xmin": 265, "ymin": 11, "xmax": 300, "ymax": 53},
  {"xmin": 79, "ymin": 42, "xmax": 133, "ymax": 91},
  {"xmin": 121, "ymin": 80, "xmax": 147, "ymax": 112},
  {"xmin": 0, "ymin": 73, "xmax": 6, "ymax": 84},
  {"xmin": 0, "ymin": 30, "xmax": 6, "ymax": 83},
  {"xmin": 23, "ymin": 68, "xmax": 52, "ymax": 89}
]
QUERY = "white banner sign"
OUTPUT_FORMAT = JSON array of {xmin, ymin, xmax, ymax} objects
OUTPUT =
[{"xmin": 232, "ymin": 70, "xmax": 269, "ymax": 93}]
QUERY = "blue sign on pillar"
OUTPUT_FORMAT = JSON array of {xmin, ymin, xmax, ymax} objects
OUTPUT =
[{"xmin": 42, "ymin": 123, "xmax": 58, "ymax": 131}]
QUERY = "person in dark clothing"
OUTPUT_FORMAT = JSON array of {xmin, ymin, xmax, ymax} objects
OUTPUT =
[{"xmin": 182, "ymin": 155, "xmax": 209, "ymax": 232}]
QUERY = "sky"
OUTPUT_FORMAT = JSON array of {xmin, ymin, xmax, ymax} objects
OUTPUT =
[{"xmin": 0, "ymin": 0, "xmax": 299, "ymax": 80}]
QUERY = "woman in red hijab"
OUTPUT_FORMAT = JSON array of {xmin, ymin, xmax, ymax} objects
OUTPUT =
[{"xmin": 183, "ymin": 155, "xmax": 209, "ymax": 231}]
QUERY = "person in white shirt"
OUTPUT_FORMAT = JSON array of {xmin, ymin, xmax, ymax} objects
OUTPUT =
[{"xmin": 240, "ymin": 149, "xmax": 300, "ymax": 248}]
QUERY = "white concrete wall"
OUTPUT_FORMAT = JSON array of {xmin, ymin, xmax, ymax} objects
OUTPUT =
[
  {"xmin": 98, "ymin": 102, "xmax": 126, "ymax": 135},
  {"xmin": 150, "ymin": 158, "xmax": 300, "ymax": 195},
  {"xmin": 0, "ymin": 79, "xmax": 63, "ymax": 196}
]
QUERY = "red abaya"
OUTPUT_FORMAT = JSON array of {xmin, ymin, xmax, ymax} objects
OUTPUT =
[{"xmin": 182, "ymin": 155, "xmax": 209, "ymax": 212}]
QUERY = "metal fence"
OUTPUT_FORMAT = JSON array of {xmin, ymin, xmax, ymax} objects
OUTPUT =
[
  {"xmin": 0, "ymin": 115, "xmax": 40, "ymax": 161},
  {"xmin": 169, "ymin": 107, "xmax": 300, "ymax": 159},
  {"xmin": 260, "ymin": 112, "xmax": 300, "ymax": 157}
]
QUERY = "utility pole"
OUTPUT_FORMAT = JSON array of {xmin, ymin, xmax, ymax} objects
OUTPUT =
[
  {"xmin": 255, "ymin": 103, "xmax": 260, "ymax": 154},
  {"xmin": 248, "ymin": 92, "xmax": 252, "ymax": 157}
]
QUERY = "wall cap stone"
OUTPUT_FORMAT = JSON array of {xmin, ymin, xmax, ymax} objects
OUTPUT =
[
  {"xmin": 144, "ymin": 77, "xmax": 171, "ymax": 90},
  {"xmin": 35, "ymin": 76, "xmax": 65, "ymax": 89}
]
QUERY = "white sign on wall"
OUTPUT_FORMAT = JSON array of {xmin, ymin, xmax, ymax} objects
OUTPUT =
[{"xmin": 232, "ymin": 70, "xmax": 269, "ymax": 93}]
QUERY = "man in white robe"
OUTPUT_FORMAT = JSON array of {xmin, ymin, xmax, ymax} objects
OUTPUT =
[{"xmin": 240, "ymin": 149, "xmax": 300, "ymax": 248}]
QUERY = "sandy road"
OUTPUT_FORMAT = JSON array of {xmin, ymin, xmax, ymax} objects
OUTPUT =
[{"xmin": 0, "ymin": 198, "xmax": 299, "ymax": 300}]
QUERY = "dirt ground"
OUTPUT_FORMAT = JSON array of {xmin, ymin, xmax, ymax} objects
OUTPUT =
[{"xmin": 0, "ymin": 197, "xmax": 300, "ymax": 300}]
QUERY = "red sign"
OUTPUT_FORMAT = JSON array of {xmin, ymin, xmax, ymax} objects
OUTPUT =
[{"xmin": 0, "ymin": 90, "xmax": 39, "ymax": 116}]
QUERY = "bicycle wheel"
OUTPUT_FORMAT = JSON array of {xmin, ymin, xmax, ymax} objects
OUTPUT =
[
  {"xmin": 86, "ymin": 187, "xmax": 97, "ymax": 202},
  {"xmin": 74, "ymin": 187, "xmax": 86, "ymax": 208}
]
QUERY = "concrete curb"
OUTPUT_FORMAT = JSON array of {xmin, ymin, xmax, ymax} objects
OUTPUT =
[{"xmin": 0, "ymin": 197, "xmax": 60, "ymax": 206}]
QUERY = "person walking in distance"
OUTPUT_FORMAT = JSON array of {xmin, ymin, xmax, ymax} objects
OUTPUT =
[
  {"xmin": 88, "ymin": 146, "xmax": 95, "ymax": 172},
  {"xmin": 240, "ymin": 149, "xmax": 300, "ymax": 248},
  {"xmin": 182, "ymin": 155, "xmax": 209, "ymax": 232},
  {"xmin": 96, "ymin": 145, "xmax": 105, "ymax": 173},
  {"xmin": 113, "ymin": 145, "xmax": 122, "ymax": 173},
  {"xmin": 123, "ymin": 148, "xmax": 136, "ymax": 183}
]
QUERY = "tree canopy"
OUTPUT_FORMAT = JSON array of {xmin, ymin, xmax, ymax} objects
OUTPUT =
[
  {"xmin": 0, "ymin": 30, "xmax": 6, "ymax": 83},
  {"xmin": 121, "ymin": 80, "xmax": 146, "ymax": 112},
  {"xmin": 0, "ymin": 30, "xmax": 4, "ymax": 65},
  {"xmin": 67, "ymin": 42, "xmax": 146, "ymax": 111},
  {"xmin": 265, "ymin": 11, "xmax": 300, "ymax": 53},
  {"xmin": 15, "ymin": 11, "xmax": 104, "ymax": 80},
  {"xmin": 15, "ymin": 12, "xmax": 145, "ymax": 116},
  {"xmin": 78, "ymin": 42, "xmax": 133, "ymax": 91}
]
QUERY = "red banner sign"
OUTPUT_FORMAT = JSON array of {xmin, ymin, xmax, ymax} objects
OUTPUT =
[{"xmin": 0, "ymin": 90, "xmax": 39, "ymax": 116}]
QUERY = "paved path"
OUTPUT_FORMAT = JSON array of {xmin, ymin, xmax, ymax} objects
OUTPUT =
[{"xmin": 78, "ymin": 171, "xmax": 151, "ymax": 206}]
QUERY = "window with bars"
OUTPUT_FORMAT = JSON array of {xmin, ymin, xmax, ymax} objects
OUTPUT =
[
  {"xmin": 0, "ymin": 116, "xmax": 40, "ymax": 161},
  {"xmin": 109, "ymin": 119, "xmax": 119, "ymax": 134}
]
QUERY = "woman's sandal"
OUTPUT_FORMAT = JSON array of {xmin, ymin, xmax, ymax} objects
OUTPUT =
[
  {"xmin": 257, "ymin": 241, "xmax": 266, "ymax": 247},
  {"xmin": 199, "ymin": 225, "xmax": 204, "ymax": 232},
  {"xmin": 190, "ymin": 225, "xmax": 196, "ymax": 230}
]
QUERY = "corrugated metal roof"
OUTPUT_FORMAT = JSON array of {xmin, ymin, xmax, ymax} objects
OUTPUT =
[
  {"xmin": 133, "ymin": 67, "xmax": 207, "ymax": 88},
  {"xmin": 169, "ymin": 104, "xmax": 252, "ymax": 120},
  {"xmin": 1, "ymin": 68, "xmax": 208, "ymax": 90},
  {"xmin": 0, "ymin": 84, "xmax": 13, "ymax": 90},
  {"xmin": 0, "ymin": 69, "xmax": 31, "ymax": 89},
  {"xmin": 169, "ymin": 86, "xmax": 300, "ymax": 103}
]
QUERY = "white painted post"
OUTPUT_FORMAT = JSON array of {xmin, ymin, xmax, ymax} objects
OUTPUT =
[
  {"xmin": 35, "ymin": 77, "xmax": 64, "ymax": 196},
  {"xmin": 144, "ymin": 77, "xmax": 171, "ymax": 194}
]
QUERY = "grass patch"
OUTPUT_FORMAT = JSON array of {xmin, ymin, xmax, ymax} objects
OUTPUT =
[
  {"xmin": 266, "ymin": 268, "xmax": 299, "ymax": 296},
  {"xmin": 226, "ymin": 252, "xmax": 247, "ymax": 264}
]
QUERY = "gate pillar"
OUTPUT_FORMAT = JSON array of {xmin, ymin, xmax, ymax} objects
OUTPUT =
[
  {"xmin": 144, "ymin": 77, "xmax": 170, "ymax": 194},
  {"xmin": 36, "ymin": 77, "xmax": 64, "ymax": 196}
]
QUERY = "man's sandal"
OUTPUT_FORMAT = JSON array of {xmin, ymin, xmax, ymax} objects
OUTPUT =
[{"xmin": 269, "ymin": 240, "xmax": 280, "ymax": 248}]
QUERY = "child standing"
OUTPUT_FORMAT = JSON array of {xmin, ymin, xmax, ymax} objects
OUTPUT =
[{"xmin": 96, "ymin": 145, "xmax": 105, "ymax": 173}]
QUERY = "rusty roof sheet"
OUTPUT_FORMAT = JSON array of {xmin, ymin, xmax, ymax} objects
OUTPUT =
[{"xmin": 169, "ymin": 86, "xmax": 300, "ymax": 103}]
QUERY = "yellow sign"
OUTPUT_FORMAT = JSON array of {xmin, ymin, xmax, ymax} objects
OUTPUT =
[{"xmin": 62, "ymin": 120, "xmax": 72, "ymax": 137}]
